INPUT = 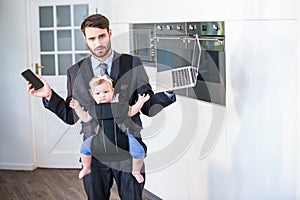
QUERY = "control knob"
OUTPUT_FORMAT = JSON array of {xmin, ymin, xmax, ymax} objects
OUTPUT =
[
  {"xmin": 166, "ymin": 25, "xmax": 172, "ymax": 30},
  {"xmin": 188, "ymin": 24, "xmax": 196, "ymax": 31},
  {"xmin": 176, "ymin": 25, "xmax": 182, "ymax": 30},
  {"xmin": 213, "ymin": 24, "xmax": 219, "ymax": 31}
]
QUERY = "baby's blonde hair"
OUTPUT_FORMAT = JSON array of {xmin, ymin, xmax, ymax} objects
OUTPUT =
[{"xmin": 89, "ymin": 74, "xmax": 113, "ymax": 93}]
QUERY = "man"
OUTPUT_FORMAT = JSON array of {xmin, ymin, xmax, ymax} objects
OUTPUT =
[{"xmin": 27, "ymin": 14, "xmax": 176, "ymax": 200}]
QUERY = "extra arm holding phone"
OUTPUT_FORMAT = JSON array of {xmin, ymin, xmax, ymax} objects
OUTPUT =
[
  {"xmin": 25, "ymin": 70, "xmax": 77, "ymax": 125},
  {"xmin": 25, "ymin": 65, "xmax": 87, "ymax": 126},
  {"xmin": 24, "ymin": 69, "xmax": 52, "ymax": 100},
  {"xmin": 22, "ymin": 69, "xmax": 44, "ymax": 90}
]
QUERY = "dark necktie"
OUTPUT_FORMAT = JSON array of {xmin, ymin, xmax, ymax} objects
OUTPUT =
[{"xmin": 98, "ymin": 63, "xmax": 108, "ymax": 75}]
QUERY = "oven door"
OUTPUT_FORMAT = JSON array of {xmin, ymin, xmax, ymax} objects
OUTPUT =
[
  {"xmin": 187, "ymin": 37, "xmax": 226, "ymax": 105},
  {"xmin": 155, "ymin": 36, "xmax": 226, "ymax": 105},
  {"xmin": 155, "ymin": 36, "xmax": 192, "ymax": 72},
  {"xmin": 130, "ymin": 27, "xmax": 155, "ymax": 65}
]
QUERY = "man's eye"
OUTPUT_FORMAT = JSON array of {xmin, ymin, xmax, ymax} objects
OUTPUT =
[{"xmin": 98, "ymin": 34, "xmax": 106, "ymax": 39}]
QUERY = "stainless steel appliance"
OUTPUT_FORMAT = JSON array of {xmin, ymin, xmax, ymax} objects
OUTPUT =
[
  {"xmin": 129, "ymin": 21, "xmax": 226, "ymax": 105},
  {"xmin": 130, "ymin": 23, "xmax": 156, "ymax": 64}
]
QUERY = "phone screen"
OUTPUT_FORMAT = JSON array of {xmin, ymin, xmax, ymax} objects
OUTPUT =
[{"xmin": 21, "ymin": 69, "xmax": 44, "ymax": 90}]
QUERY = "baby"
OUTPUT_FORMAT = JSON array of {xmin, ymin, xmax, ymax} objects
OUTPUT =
[{"xmin": 70, "ymin": 74, "xmax": 149, "ymax": 183}]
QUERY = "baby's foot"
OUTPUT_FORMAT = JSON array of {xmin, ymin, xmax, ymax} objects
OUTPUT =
[
  {"xmin": 132, "ymin": 172, "xmax": 144, "ymax": 183},
  {"xmin": 79, "ymin": 168, "xmax": 91, "ymax": 179}
]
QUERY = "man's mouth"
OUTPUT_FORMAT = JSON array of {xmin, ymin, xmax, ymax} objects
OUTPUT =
[{"xmin": 96, "ymin": 46, "xmax": 105, "ymax": 51}]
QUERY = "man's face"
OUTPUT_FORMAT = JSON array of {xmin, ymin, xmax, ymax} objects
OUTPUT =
[{"xmin": 84, "ymin": 27, "xmax": 112, "ymax": 61}]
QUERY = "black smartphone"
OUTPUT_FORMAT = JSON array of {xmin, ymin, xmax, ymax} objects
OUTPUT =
[{"xmin": 21, "ymin": 69, "xmax": 44, "ymax": 90}]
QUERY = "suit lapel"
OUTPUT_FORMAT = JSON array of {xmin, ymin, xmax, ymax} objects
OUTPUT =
[
  {"xmin": 79, "ymin": 57, "xmax": 94, "ymax": 86},
  {"xmin": 73, "ymin": 56, "xmax": 94, "ymax": 106}
]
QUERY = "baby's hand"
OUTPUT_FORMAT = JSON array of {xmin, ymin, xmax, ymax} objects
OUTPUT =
[
  {"xmin": 138, "ymin": 93, "xmax": 150, "ymax": 103},
  {"xmin": 69, "ymin": 99, "xmax": 81, "ymax": 109}
]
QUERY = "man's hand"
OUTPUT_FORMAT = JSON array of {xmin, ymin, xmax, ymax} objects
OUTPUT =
[{"xmin": 26, "ymin": 75, "xmax": 52, "ymax": 100}]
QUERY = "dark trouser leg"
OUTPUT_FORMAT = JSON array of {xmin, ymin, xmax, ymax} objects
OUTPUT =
[
  {"xmin": 111, "ymin": 158, "xmax": 145, "ymax": 200},
  {"xmin": 83, "ymin": 158, "xmax": 113, "ymax": 200}
]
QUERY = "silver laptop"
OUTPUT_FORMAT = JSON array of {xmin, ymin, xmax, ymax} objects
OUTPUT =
[{"xmin": 155, "ymin": 36, "xmax": 201, "ymax": 92}]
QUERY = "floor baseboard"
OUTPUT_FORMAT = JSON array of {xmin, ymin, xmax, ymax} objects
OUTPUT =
[
  {"xmin": 143, "ymin": 189, "xmax": 163, "ymax": 200},
  {"xmin": 0, "ymin": 162, "xmax": 36, "ymax": 170}
]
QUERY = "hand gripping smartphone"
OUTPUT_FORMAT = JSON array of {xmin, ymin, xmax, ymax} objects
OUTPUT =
[{"xmin": 21, "ymin": 69, "xmax": 44, "ymax": 90}]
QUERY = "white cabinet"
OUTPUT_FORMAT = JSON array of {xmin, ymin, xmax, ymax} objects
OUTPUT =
[{"xmin": 225, "ymin": 0, "xmax": 296, "ymax": 20}]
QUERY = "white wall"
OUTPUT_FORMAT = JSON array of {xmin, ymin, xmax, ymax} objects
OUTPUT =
[
  {"xmin": 225, "ymin": 20, "xmax": 297, "ymax": 199},
  {"xmin": 99, "ymin": 0, "xmax": 299, "ymax": 199},
  {"xmin": 0, "ymin": 0, "xmax": 35, "ymax": 170},
  {"xmin": 297, "ymin": 1, "xmax": 300, "ymax": 198}
]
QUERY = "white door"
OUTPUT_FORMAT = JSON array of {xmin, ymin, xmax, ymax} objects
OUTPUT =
[{"xmin": 29, "ymin": 0, "xmax": 96, "ymax": 168}]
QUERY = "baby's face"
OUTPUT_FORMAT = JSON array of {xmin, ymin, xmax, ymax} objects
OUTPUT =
[{"xmin": 92, "ymin": 82, "xmax": 114, "ymax": 104}]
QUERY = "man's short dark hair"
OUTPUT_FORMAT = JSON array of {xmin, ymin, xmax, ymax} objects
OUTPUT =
[{"xmin": 81, "ymin": 14, "xmax": 110, "ymax": 36}]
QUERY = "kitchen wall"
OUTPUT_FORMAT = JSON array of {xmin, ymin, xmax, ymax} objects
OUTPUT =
[
  {"xmin": 98, "ymin": 0, "xmax": 299, "ymax": 199},
  {"xmin": 0, "ymin": 0, "xmax": 36, "ymax": 170}
]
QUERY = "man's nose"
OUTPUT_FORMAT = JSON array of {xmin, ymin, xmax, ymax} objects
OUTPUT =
[{"xmin": 95, "ymin": 38, "xmax": 103, "ymax": 46}]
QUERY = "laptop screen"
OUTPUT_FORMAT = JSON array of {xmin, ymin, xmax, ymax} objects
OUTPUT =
[{"xmin": 156, "ymin": 39, "xmax": 200, "ymax": 72}]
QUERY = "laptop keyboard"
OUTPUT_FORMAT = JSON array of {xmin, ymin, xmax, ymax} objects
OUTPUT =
[{"xmin": 172, "ymin": 68, "xmax": 191, "ymax": 87}]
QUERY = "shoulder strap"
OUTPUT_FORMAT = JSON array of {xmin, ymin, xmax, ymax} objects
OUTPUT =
[
  {"xmin": 114, "ymin": 54, "xmax": 133, "ymax": 102},
  {"xmin": 118, "ymin": 54, "xmax": 133, "ymax": 79}
]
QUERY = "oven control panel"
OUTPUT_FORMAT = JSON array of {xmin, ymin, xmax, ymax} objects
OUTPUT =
[
  {"xmin": 155, "ymin": 22, "xmax": 186, "ymax": 36},
  {"xmin": 154, "ymin": 22, "xmax": 224, "ymax": 36},
  {"xmin": 187, "ymin": 22, "xmax": 224, "ymax": 36}
]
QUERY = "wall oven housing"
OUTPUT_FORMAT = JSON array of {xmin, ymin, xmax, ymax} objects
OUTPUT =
[{"xmin": 130, "ymin": 21, "xmax": 226, "ymax": 106}]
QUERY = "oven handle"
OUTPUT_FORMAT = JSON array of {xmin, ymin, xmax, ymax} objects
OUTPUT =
[
  {"xmin": 153, "ymin": 36, "xmax": 224, "ymax": 43},
  {"xmin": 134, "ymin": 34, "xmax": 138, "ymax": 54}
]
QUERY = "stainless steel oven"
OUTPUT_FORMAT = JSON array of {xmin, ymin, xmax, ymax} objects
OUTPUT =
[
  {"xmin": 187, "ymin": 22, "xmax": 225, "ymax": 105},
  {"xmin": 130, "ymin": 21, "xmax": 226, "ymax": 105},
  {"xmin": 130, "ymin": 23, "xmax": 156, "ymax": 65}
]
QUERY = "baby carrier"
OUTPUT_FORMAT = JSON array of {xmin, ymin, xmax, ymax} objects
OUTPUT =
[
  {"xmin": 91, "ymin": 102, "xmax": 132, "ymax": 162},
  {"xmin": 89, "ymin": 54, "xmax": 144, "ymax": 162}
]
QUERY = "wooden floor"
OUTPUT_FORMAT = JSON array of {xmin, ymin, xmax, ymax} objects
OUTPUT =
[{"xmin": 0, "ymin": 168, "xmax": 153, "ymax": 200}]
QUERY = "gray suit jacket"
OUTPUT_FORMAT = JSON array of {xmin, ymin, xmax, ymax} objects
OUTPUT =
[{"xmin": 44, "ymin": 51, "xmax": 176, "ymax": 139}]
